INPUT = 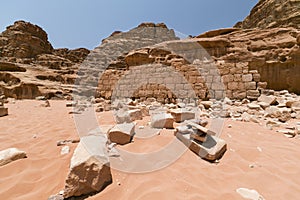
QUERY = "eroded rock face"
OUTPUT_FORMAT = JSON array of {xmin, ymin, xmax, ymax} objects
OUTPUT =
[
  {"xmin": 0, "ymin": 20, "xmax": 53, "ymax": 58},
  {"xmin": 235, "ymin": 0, "xmax": 300, "ymax": 29},
  {"xmin": 64, "ymin": 135, "xmax": 112, "ymax": 198}
]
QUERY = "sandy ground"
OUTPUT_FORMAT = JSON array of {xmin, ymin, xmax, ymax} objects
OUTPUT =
[{"xmin": 0, "ymin": 100, "xmax": 300, "ymax": 200}]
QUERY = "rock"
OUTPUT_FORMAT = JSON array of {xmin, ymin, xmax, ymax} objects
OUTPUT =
[
  {"xmin": 57, "ymin": 139, "xmax": 80, "ymax": 146},
  {"xmin": 0, "ymin": 20, "xmax": 53, "ymax": 58},
  {"xmin": 247, "ymin": 103, "xmax": 261, "ymax": 110},
  {"xmin": 295, "ymin": 125, "xmax": 300, "ymax": 135},
  {"xmin": 175, "ymin": 125, "xmax": 194, "ymax": 135},
  {"xmin": 0, "ymin": 148, "xmax": 27, "ymax": 166},
  {"xmin": 175, "ymin": 125, "xmax": 207, "ymax": 143},
  {"xmin": 201, "ymin": 101, "xmax": 213, "ymax": 109},
  {"xmin": 190, "ymin": 132, "xmax": 207, "ymax": 143},
  {"xmin": 64, "ymin": 135, "xmax": 112, "ymax": 198},
  {"xmin": 35, "ymin": 96, "xmax": 47, "ymax": 100},
  {"xmin": 235, "ymin": 0, "xmax": 300, "ymax": 29},
  {"xmin": 265, "ymin": 106, "xmax": 281, "ymax": 118},
  {"xmin": 66, "ymin": 102, "xmax": 77, "ymax": 107},
  {"xmin": 186, "ymin": 118, "xmax": 209, "ymax": 127},
  {"xmin": 278, "ymin": 109, "xmax": 292, "ymax": 123},
  {"xmin": 241, "ymin": 112, "xmax": 251, "ymax": 122},
  {"xmin": 258, "ymin": 94, "xmax": 277, "ymax": 105},
  {"xmin": 60, "ymin": 146, "xmax": 70, "ymax": 155},
  {"xmin": 236, "ymin": 188, "xmax": 264, "ymax": 200},
  {"xmin": 0, "ymin": 106, "xmax": 8, "ymax": 117},
  {"xmin": 108, "ymin": 123, "xmax": 135, "ymax": 145},
  {"xmin": 151, "ymin": 113, "xmax": 174, "ymax": 129},
  {"xmin": 257, "ymin": 102, "xmax": 270, "ymax": 109},
  {"xmin": 187, "ymin": 121, "xmax": 216, "ymax": 136},
  {"xmin": 277, "ymin": 130, "xmax": 296, "ymax": 138},
  {"xmin": 175, "ymin": 132, "xmax": 227, "ymax": 162},
  {"xmin": 48, "ymin": 194, "xmax": 64, "ymax": 200},
  {"xmin": 169, "ymin": 108, "xmax": 195, "ymax": 123},
  {"xmin": 115, "ymin": 109, "xmax": 143, "ymax": 124}
]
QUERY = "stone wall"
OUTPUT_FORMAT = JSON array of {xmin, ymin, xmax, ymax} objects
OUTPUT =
[{"xmin": 96, "ymin": 45, "xmax": 264, "ymax": 102}]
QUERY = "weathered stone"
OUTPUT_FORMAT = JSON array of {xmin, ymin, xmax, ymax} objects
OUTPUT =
[
  {"xmin": 64, "ymin": 135, "xmax": 112, "ymax": 198},
  {"xmin": 258, "ymin": 102, "xmax": 270, "ymax": 109},
  {"xmin": 258, "ymin": 94, "xmax": 277, "ymax": 105},
  {"xmin": 242, "ymin": 74, "xmax": 253, "ymax": 82},
  {"xmin": 0, "ymin": 148, "xmax": 27, "ymax": 166},
  {"xmin": 175, "ymin": 133, "xmax": 227, "ymax": 161},
  {"xmin": 236, "ymin": 188, "xmax": 265, "ymax": 200},
  {"xmin": 169, "ymin": 109, "xmax": 195, "ymax": 123},
  {"xmin": 265, "ymin": 106, "xmax": 281, "ymax": 118},
  {"xmin": 201, "ymin": 101, "xmax": 213, "ymax": 109},
  {"xmin": 247, "ymin": 103, "xmax": 261, "ymax": 110},
  {"xmin": 151, "ymin": 113, "xmax": 174, "ymax": 129},
  {"xmin": 108, "ymin": 123, "xmax": 135, "ymax": 145},
  {"xmin": 0, "ymin": 106, "xmax": 8, "ymax": 117},
  {"xmin": 187, "ymin": 121, "xmax": 216, "ymax": 136},
  {"xmin": 48, "ymin": 194, "xmax": 64, "ymax": 200},
  {"xmin": 115, "ymin": 109, "xmax": 142, "ymax": 123}
]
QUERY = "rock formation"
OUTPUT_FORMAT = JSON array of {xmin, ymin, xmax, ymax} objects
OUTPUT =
[
  {"xmin": 0, "ymin": 20, "xmax": 53, "ymax": 58},
  {"xmin": 0, "ymin": 21, "xmax": 90, "ymax": 99},
  {"xmin": 235, "ymin": 0, "xmax": 300, "ymax": 29}
]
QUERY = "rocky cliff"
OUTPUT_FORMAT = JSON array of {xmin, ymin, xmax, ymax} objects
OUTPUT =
[
  {"xmin": 0, "ymin": 21, "xmax": 89, "ymax": 99},
  {"xmin": 235, "ymin": 0, "xmax": 300, "ymax": 29}
]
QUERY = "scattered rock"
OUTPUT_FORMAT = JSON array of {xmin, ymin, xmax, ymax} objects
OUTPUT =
[
  {"xmin": 0, "ymin": 148, "xmax": 27, "ymax": 166},
  {"xmin": 60, "ymin": 146, "xmax": 70, "ymax": 155},
  {"xmin": 108, "ymin": 123, "xmax": 135, "ymax": 145},
  {"xmin": 169, "ymin": 108, "xmax": 195, "ymax": 123},
  {"xmin": 236, "ymin": 188, "xmax": 264, "ymax": 200}
]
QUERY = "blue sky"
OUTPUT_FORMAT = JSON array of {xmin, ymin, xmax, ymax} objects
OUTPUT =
[{"xmin": 0, "ymin": 0, "xmax": 258, "ymax": 49}]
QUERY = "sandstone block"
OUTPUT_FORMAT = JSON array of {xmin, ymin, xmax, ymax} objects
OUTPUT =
[
  {"xmin": 108, "ymin": 123, "xmax": 135, "ymax": 145},
  {"xmin": 151, "ymin": 113, "xmax": 174, "ymax": 129},
  {"xmin": 169, "ymin": 109, "xmax": 195, "ymax": 123},
  {"xmin": 64, "ymin": 135, "xmax": 112, "ymax": 198}
]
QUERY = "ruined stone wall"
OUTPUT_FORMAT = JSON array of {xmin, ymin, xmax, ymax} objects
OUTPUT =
[{"xmin": 96, "ymin": 53, "xmax": 264, "ymax": 102}]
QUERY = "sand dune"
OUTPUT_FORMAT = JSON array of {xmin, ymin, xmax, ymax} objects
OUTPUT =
[{"xmin": 0, "ymin": 100, "xmax": 300, "ymax": 199}]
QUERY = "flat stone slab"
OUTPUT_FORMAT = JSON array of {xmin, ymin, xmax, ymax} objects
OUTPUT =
[
  {"xmin": 187, "ymin": 121, "xmax": 216, "ymax": 135},
  {"xmin": 0, "ymin": 107, "xmax": 8, "ymax": 117},
  {"xmin": 108, "ymin": 123, "xmax": 135, "ymax": 145},
  {"xmin": 169, "ymin": 108, "xmax": 195, "ymax": 123},
  {"xmin": 0, "ymin": 148, "xmax": 27, "ymax": 166},
  {"xmin": 175, "ymin": 132, "xmax": 227, "ymax": 161}
]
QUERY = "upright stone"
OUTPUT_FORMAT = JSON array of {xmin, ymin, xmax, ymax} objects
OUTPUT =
[{"xmin": 64, "ymin": 135, "xmax": 112, "ymax": 199}]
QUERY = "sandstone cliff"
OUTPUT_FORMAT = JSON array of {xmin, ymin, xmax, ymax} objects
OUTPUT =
[
  {"xmin": 235, "ymin": 0, "xmax": 300, "ymax": 29},
  {"xmin": 0, "ymin": 21, "xmax": 90, "ymax": 99}
]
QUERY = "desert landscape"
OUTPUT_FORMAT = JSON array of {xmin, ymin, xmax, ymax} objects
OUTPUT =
[{"xmin": 1, "ymin": 0, "xmax": 300, "ymax": 200}]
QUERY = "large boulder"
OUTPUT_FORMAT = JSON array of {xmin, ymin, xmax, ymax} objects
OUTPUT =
[
  {"xmin": 63, "ymin": 135, "xmax": 112, "ymax": 198},
  {"xmin": 108, "ymin": 123, "xmax": 135, "ymax": 145},
  {"xmin": 0, "ymin": 148, "xmax": 27, "ymax": 166}
]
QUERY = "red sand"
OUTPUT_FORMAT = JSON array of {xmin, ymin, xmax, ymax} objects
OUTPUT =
[{"xmin": 0, "ymin": 100, "xmax": 300, "ymax": 199}]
